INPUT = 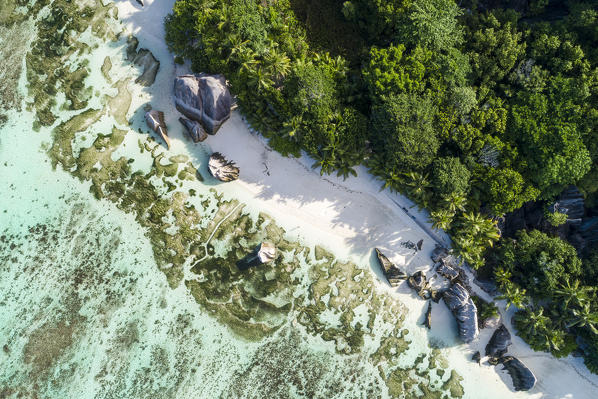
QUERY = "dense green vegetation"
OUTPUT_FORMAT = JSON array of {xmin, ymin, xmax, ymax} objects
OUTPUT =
[{"xmin": 165, "ymin": 0, "xmax": 598, "ymax": 371}]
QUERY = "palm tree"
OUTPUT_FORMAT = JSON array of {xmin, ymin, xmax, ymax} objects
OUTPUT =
[
  {"xmin": 382, "ymin": 170, "xmax": 404, "ymax": 192},
  {"xmin": 264, "ymin": 48, "xmax": 291, "ymax": 82},
  {"xmin": 498, "ymin": 282, "xmax": 528, "ymax": 309},
  {"xmin": 493, "ymin": 266, "xmax": 512, "ymax": 288},
  {"xmin": 429, "ymin": 209, "xmax": 455, "ymax": 231},
  {"xmin": 403, "ymin": 171, "xmax": 431, "ymax": 206},
  {"xmin": 567, "ymin": 303, "xmax": 598, "ymax": 334},
  {"xmin": 513, "ymin": 307, "xmax": 549, "ymax": 336},
  {"xmin": 460, "ymin": 212, "xmax": 500, "ymax": 247},
  {"xmin": 554, "ymin": 278, "xmax": 594, "ymax": 310},
  {"xmin": 442, "ymin": 192, "xmax": 467, "ymax": 213},
  {"xmin": 246, "ymin": 66, "xmax": 274, "ymax": 92}
]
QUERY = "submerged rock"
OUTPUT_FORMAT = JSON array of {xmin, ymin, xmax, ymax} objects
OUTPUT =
[
  {"xmin": 179, "ymin": 117, "xmax": 207, "ymax": 143},
  {"xmin": 421, "ymin": 301, "xmax": 432, "ymax": 329},
  {"xmin": 174, "ymin": 73, "xmax": 232, "ymax": 135},
  {"xmin": 472, "ymin": 351, "xmax": 481, "ymax": 364},
  {"xmin": 127, "ymin": 36, "xmax": 159, "ymax": 86},
  {"xmin": 500, "ymin": 356, "xmax": 537, "ymax": 391},
  {"xmin": 442, "ymin": 283, "xmax": 479, "ymax": 343},
  {"xmin": 208, "ymin": 152, "xmax": 239, "ymax": 182},
  {"xmin": 237, "ymin": 242, "xmax": 276, "ymax": 270},
  {"xmin": 408, "ymin": 271, "xmax": 429, "ymax": 298},
  {"xmin": 257, "ymin": 242, "xmax": 276, "ymax": 263},
  {"xmin": 416, "ymin": 239, "xmax": 423, "ymax": 251},
  {"xmin": 145, "ymin": 109, "xmax": 170, "ymax": 149},
  {"xmin": 485, "ymin": 325, "xmax": 511, "ymax": 359},
  {"xmin": 375, "ymin": 248, "xmax": 407, "ymax": 287}
]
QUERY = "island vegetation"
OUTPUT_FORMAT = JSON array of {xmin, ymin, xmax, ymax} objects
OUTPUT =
[{"xmin": 165, "ymin": 0, "xmax": 598, "ymax": 372}]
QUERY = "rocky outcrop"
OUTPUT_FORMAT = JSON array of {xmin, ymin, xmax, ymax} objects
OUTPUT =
[
  {"xmin": 431, "ymin": 245, "xmax": 449, "ymax": 263},
  {"xmin": 179, "ymin": 117, "xmax": 207, "ymax": 142},
  {"xmin": 408, "ymin": 271, "xmax": 429, "ymax": 298},
  {"xmin": 257, "ymin": 242, "xmax": 276, "ymax": 263},
  {"xmin": 422, "ymin": 301, "xmax": 432, "ymax": 329},
  {"xmin": 485, "ymin": 325, "xmax": 511, "ymax": 359},
  {"xmin": 174, "ymin": 73, "xmax": 232, "ymax": 135},
  {"xmin": 551, "ymin": 185, "xmax": 585, "ymax": 221},
  {"xmin": 375, "ymin": 248, "xmax": 407, "ymax": 287},
  {"xmin": 442, "ymin": 283, "xmax": 479, "ymax": 343},
  {"xmin": 126, "ymin": 36, "xmax": 159, "ymax": 87},
  {"xmin": 580, "ymin": 217, "xmax": 598, "ymax": 246},
  {"xmin": 145, "ymin": 109, "xmax": 170, "ymax": 149},
  {"xmin": 237, "ymin": 242, "xmax": 276, "ymax": 270},
  {"xmin": 500, "ymin": 356, "xmax": 537, "ymax": 391},
  {"xmin": 208, "ymin": 152, "xmax": 239, "ymax": 182}
]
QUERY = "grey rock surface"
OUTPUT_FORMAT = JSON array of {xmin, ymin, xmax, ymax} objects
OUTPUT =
[
  {"xmin": 179, "ymin": 117, "xmax": 207, "ymax": 142},
  {"xmin": 442, "ymin": 283, "xmax": 479, "ymax": 343},
  {"xmin": 174, "ymin": 73, "xmax": 232, "ymax": 135},
  {"xmin": 485, "ymin": 324, "xmax": 511, "ymax": 359},
  {"xmin": 126, "ymin": 36, "xmax": 159, "ymax": 86},
  {"xmin": 208, "ymin": 152, "xmax": 239, "ymax": 182},
  {"xmin": 145, "ymin": 109, "xmax": 170, "ymax": 149},
  {"xmin": 375, "ymin": 248, "xmax": 407, "ymax": 287},
  {"xmin": 500, "ymin": 356, "xmax": 537, "ymax": 391}
]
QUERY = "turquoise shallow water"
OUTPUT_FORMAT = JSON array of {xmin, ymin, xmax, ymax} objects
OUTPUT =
[{"xmin": 3, "ymin": 1, "xmax": 583, "ymax": 398}]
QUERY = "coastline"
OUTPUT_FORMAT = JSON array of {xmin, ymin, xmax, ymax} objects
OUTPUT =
[{"xmin": 114, "ymin": 0, "xmax": 598, "ymax": 398}]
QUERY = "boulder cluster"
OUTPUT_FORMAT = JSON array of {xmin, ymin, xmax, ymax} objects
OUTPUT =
[{"xmin": 485, "ymin": 325, "xmax": 537, "ymax": 391}]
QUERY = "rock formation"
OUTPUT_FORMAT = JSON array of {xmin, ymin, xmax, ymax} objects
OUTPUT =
[
  {"xmin": 551, "ymin": 185, "xmax": 585, "ymax": 221},
  {"xmin": 442, "ymin": 283, "xmax": 479, "ymax": 343},
  {"xmin": 500, "ymin": 356, "xmax": 537, "ymax": 391},
  {"xmin": 174, "ymin": 73, "xmax": 232, "ymax": 135},
  {"xmin": 208, "ymin": 152, "xmax": 239, "ymax": 182},
  {"xmin": 257, "ymin": 242, "xmax": 276, "ymax": 263},
  {"xmin": 431, "ymin": 245, "xmax": 449, "ymax": 263},
  {"xmin": 485, "ymin": 325, "xmax": 511, "ymax": 359},
  {"xmin": 145, "ymin": 109, "xmax": 170, "ymax": 149},
  {"xmin": 236, "ymin": 242, "xmax": 276, "ymax": 270},
  {"xmin": 422, "ymin": 301, "xmax": 432, "ymax": 329},
  {"xmin": 179, "ymin": 117, "xmax": 207, "ymax": 142},
  {"xmin": 126, "ymin": 36, "xmax": 159, "ymax": 87},
  {"xmin": 408, "ymin": 271, "xmax": 429, "ymax": 298},
  {"xmin": 375, "ymin": 248, "xmax": 407, "ymax": 287}
]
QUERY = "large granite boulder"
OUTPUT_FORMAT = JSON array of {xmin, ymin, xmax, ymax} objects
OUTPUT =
[
  {"xmin": 174, "ymin": 73, "xmax": 232, "ymax": 135},
  {"xmin": 237, "ymin": 242, "xmax": 276, "ymax": 270},
  {"xmin": 485, "ymin": 325, "xmax": 511, "ymax": 359},
  {"xmin": 422, "ymin": 301, "xmax": 432, "ymax": 329},
  {"xmin": 375, "ymin": 248, "xmax": 407, "ymax": 287},
  {"xmin": 443, "ymin": 283, "xmax": 479, "ymax": 343},
  {"xmin": 551, "ymin": 186, "xmax": 585, "ymax": 221},
  {"xmin": 179, "ymin": 117, "xmax": 207, "ymax": 142},
  {"xmin": 580, "ymin": 217, "xmax": 598, "ymax": 247},
  {"xmin": 431, "ymin": 245, "xmax": 450, "ymax": 263},
  {"xmin": 208, "ymin": 152, "xmax": 239, "ymax": 182},
  {"xmin": 500, "ymin": 356, "xmax": 537, "ymax": 391},
  {"xmin": 408, "ymin": 271, "xmax": 429, "ymax": 298},
  {"xmin": 145, "ymin": 109, "xmax": 170, "ymax": 149},
  {"xmin": 126, "ymin": 36, "xmax": 160, "ymax": 87}
]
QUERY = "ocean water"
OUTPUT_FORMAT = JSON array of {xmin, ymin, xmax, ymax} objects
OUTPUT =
[{"xmin": 1, "ymin": 1, "xmax": 584, "ymax": 398}]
